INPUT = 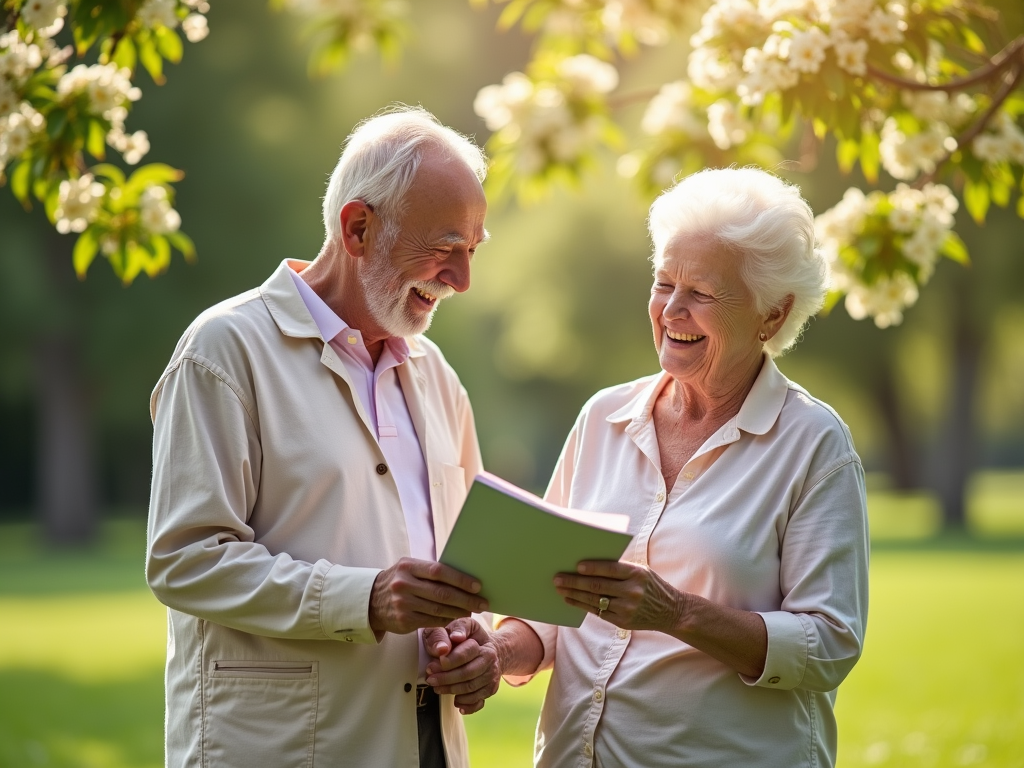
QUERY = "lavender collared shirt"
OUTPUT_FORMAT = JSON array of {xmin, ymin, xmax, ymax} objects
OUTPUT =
[{"xmin": 288, "ymin": 265, "xmax": 436, "ymax": 675}]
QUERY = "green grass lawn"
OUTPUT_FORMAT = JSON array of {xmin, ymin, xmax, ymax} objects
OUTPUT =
[{"xmin": 1, "ymin": 518, "xmax": 1022, "ymax": 768}]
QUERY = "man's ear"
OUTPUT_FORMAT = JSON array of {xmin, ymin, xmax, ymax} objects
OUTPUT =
[{"xmin": 339, "ymin": 200, "xmax": 374, "ymax": 259}]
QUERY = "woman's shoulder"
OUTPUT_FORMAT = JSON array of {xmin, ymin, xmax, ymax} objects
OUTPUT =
[
  {"xmin": 577, "ymin": 372, "xmax": 663, "ymax": 421},
  {"xmin": 778, "ymin": 379, "xmax": 859, "ymax": 458}
]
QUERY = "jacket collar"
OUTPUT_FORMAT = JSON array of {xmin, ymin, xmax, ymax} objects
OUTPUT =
[
  {"xmin": 260, "ymin": 259, "xmax": 427, "ymax": 357},
  {"xmin": 607, "ymin": 355, "xmax": 789, "ymax": 437}
]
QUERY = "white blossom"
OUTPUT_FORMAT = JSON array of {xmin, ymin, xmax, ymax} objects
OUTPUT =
[
  {"xmin": 707, "ymin": 99, "xmax": 751, "ymax": 149},
  {"xmin": 137, "ymin": 0, "xmax": 180, "ymax": 29},
  {"xmin": 19, "ymin": 0, "xmax": 67, "ymax": 37},
  {"xmin": 557, "ymin": 55, "xmax": 619, "ymax": 96},
  {"xmin": 140, "ymin": 185, "xmax": 181, "ymax": 234},
  {"xmin": 601, "ymin": 0, "xmax": 672, "ymax": 46},
  {"xmin": 107, "ymin": 127, "xmax": 150, "ymax": 164},
  {"xmin": 182, "ymin": 0, "xmax": 210, "ymax": 11},
  {"xmin": 844, "ymin": 273, "xmax": 918, "ymax": 328},
  {"xmin": 833, "ymin": 37, "xmax": 868, "ymax": 75},
  {"xmin": 641, "ymin": 81, "xmax": 706, "ymax": 136},
  {"xmin": 687, "ymin": 47, "xmax": 741, "ymax": 91},
  {"xmin": 879, "ymin": 119, "xmax": 950, "ymax": 180},
  {"xmin": 57, "ymin": 64, "xmax": 141, "ymax": 114},
  {"xmin": 182, "ymin": 13, "xmax": 209, "ymax": 42},
  {"xmin": 0, "ymin": 31, "xmax": 44, "ymax": 82},
  {"xmin": 739, "ymin": 47, "xmax": 798, "ymax": 104},
  {"xmin": 55, "ymin": 174, "xmax": 105, "ymax": 234},
  {"xmin": 787, "ymin": 26, "xmax": 830, "ymax": 73},
  {"xmin": 865, "ymin": 6, "xmax": 904, "ymax": 44},
  {"xmin": 0, "ymin": 101, "xmax": 45, "ymax": 159}
]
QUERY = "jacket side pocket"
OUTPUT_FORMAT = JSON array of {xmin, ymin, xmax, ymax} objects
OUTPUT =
[{"xmin": 203, "ymin": 660, "xmax": 318, "ymax": 768}]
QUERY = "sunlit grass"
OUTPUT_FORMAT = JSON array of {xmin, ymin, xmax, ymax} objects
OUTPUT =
[{"xmin": 1, "ymin": 509, "xmax": 1023, "ymax": 768}]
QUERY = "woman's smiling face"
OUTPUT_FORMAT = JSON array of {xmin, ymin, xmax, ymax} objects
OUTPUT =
[{"xmin": 649, "ymin": 233, "xmax": 766, "ymax": 394}]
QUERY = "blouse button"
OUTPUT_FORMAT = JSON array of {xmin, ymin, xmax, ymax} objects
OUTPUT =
[
  {"xmin": 583, "ymin": 743, "xmax": 593, "ymax": 757},
  {"xmin": 616, "ymin": 629, "xmax": 628, "ymax": 640},
  {"xmin": 769, "ymin": 676, "xmax": 781, "ymax": 684},
  {"xmin": 376, "ymin": 463, "xmax": 388, "ymax": 475},
  {"xmin": 594, "ymin": 689, "xmax": 603, "ymax": 702},
  {"xmin": 655, "ymin": 492, "xmax": 665, "ymax": 503},
  {"xmin": 683, "ymin": 471, "xmax": 695, "ymax": 481}
]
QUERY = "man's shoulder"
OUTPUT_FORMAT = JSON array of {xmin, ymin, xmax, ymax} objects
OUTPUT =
[{"xmin": 174, "ymin": 288, "xmax": 275, "ymax": 360}]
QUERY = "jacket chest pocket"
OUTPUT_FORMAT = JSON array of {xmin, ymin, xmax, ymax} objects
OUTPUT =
[{"xmin": 203, "ymin": 660, "xmax": 318, "ymax": 768}]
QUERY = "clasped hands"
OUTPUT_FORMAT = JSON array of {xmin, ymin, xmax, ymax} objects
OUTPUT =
[{"xmin": 404, "ymin": 558, "xmax": 683, "ymax": 714}]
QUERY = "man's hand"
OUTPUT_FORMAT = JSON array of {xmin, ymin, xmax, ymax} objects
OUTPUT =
[
  {"xmin": 422, "ymin": 618, "xmax": 501, "ymax": 715},
  {"xmin": 368, "ymin": 558, "xmax": 489, "ymax": 635}
]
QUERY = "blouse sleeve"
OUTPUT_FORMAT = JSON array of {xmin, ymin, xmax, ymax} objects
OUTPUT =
[{"xmin": 744, "ymin": 452, "xmax": 870, "ymax": 692}]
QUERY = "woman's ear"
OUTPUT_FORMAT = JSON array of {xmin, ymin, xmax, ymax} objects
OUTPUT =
[{"xmin": 764, "ymin": 294, "xmax": 795, "ymax": 340}]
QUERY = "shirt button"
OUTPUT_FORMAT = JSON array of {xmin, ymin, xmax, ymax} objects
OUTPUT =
[
  {"xmin": 594, "ymin": 689, "xmax": 603, "ymax": 702},
  {"xmin": 616, "ymin": 629, "xmax": 628, "ymax": 640},
  {"xmin": 347, "ymin": 335, "xmax": 357, "ymax": 345},
  {"xmin": 344, "ymin": 636, "xmax": 353, "ymax": 642},
  {"xmin": 769, "ymin": 676, "xmax": 781, "ymax": 684},
  {"xmin": 655, "ymin": 492, "xmax": 665, "ymax": 502},
  {"xmin": 404, "ymin": 683, "xmax": 412, "ymax": 693},
  {"xmin": 583, "ymin": 743, "xmax": 593, "ymax": 757},
  {"xmin": 376, "ymin": 463, "xmax": 388, "ymax": 475}
]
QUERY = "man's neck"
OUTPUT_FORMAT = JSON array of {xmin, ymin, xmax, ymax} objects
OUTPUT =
[{"xmin": 301, "ymin": 245, "xmax": 390, "ymax": 365}]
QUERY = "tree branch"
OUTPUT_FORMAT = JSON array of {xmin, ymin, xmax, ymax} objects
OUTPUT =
[
  {"xmin": 914, "ymin": 62, "xmax": 1024, "ymax": 188},
  {"xmin": 866, "ymin": 35, "xmax": 1024, "ymax": 93}
]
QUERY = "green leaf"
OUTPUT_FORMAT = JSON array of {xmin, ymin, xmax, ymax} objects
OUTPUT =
[
  {"xmin": 10, "ymin": 162, "xmax": 32, "ymax": 205},
  {"xmin": 46, "ymin": 110, "xmax": 68, "ymax": 141},
  {"xmin": 940, "ymin": 231, "xmax": 970, "ymax": 264},
  {"xmin": 44, "ymin": 182, "xmax": 61, "ymax": 222},
  {"xmin": 963, "ymin": 179, "xmax": 990, "ymax": 224},
  {"xmin": 990, "ymin": 178, "xmax": 1010, "ymax": 207},
  {"xmin": 87, "ymin": 120, "xmax": 107, "ymax": 160},
  {"xmin": 836, "ymin": 139, "xmax": 859, "ymax": 174},
  {"xmin": 167, "ymin": 230, "xmax": 197, "ymax": 262},
  {"xmin": 90, "ymin": 163, "xmax": 127, "ymax": 186},
  {"xmin": 497, "ymin": 0, "xmax": 534, "ymax": 30},
  {"xmin": 125, "ymin": 164, "xmax": 185, "ymax": 201},
  {"xmin": 960, "ymin": 26, "xmax": 985, "ymax": 54},
  {"xmin": 148, "ymin": 235, "xmax": 172, "ymax": 275},
  {"xmin": 154, "ymin": 27, "xmax": 183, "ymax": 64},
  {"xmin": 113, "ymin": 35, "xmax": 137, "ymax": 71},
  {"xmin": 73, "ymin": 229, "xmax": 100, "ymax": 279},
  {"xmin": 138, "ymin": 36, "xmax": 166, "ymax": 85}
]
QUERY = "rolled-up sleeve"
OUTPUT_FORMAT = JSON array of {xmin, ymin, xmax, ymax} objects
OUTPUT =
[
  {"xmin": 147, "ymin": 356, "xmax": 382, "ymax": 644},
  {"xmin": 744, "ymin": 457, "xmax": 869, "ymax": 691}
]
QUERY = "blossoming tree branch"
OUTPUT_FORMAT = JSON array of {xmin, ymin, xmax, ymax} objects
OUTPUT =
[{"xmin": 2, "ymin": 0, "xmax": 1022, "ymax": 329}]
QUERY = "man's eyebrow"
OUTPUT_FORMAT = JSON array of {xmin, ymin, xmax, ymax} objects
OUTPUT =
[{"xmin": 436, "ymin": 229, "xmax": 490, "ymax": 246}]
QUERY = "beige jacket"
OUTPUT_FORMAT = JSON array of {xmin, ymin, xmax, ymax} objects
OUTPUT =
[{"xmin": 147, "ymin": 261, "xmax": 483, "ymax": 768}]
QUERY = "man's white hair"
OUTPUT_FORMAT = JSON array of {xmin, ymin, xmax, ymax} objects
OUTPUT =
[
  {"xmin": 648, "ymin": 167, "xmax": 828, "ymax": 357},
  {"xmin": 322, "ymin": 105, "xmax": 488, "ymax": 252}
]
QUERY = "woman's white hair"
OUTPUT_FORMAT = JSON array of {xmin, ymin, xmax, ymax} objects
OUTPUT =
[
  {"xmin": 322, "ymin": 105, "xmax": 488, "ymax": 252},
  {"xmin": 648, "ymin": 167, "xmax": 828, "ymax": 357}
]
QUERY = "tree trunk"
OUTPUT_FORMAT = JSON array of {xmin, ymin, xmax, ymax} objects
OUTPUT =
[
  {"xmin": 932, "ymin": 288, "xmax": 981, "ymax": 531},
  {"xmin": 33, "ymin": 229, "xmax": 98, "ymax": 546},
  {"xmin": 874, "ymin": 357, "xmax": 918, "ymax": 490}
]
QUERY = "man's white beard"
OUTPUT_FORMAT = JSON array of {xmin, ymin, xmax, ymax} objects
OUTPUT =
[{"xmin": 358, "ymin": 249, "xmax": 454, "ymax": 339}]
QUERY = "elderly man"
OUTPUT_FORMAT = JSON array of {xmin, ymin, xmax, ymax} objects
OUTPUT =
[{"xmin": 147, "ymin": 107, "xmax": 497, "ymax": 768}]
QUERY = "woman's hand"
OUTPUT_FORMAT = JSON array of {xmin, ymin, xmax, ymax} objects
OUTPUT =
[{"xmin": 555, "ymin": 560, "xmax": 685, "ymax": 633}]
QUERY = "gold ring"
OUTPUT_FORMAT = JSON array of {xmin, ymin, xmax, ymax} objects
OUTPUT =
[{"xmin": 598, "ymin": 596, "xmax": 610, "ymax": 614}]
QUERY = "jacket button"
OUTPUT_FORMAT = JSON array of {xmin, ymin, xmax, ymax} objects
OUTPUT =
[
  {"xmin": 376, "ymin": 463, "xmax": 388, "ymax": 475},
  {"xmin": 404, "ymin": 683, "xmax": 412, "ymax": 693}
]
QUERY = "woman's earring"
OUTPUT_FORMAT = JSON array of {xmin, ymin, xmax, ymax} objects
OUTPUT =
[{"xmin": 758, "ymin": 332, "xmax": 768, "ymax": 342}]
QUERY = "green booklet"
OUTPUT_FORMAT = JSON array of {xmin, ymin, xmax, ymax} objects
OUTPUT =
[{"xmin": 439, "ymin": 472, "xmax": 634, "ymax": 627}]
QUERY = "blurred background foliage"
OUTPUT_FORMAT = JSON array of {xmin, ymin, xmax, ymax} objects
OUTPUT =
[
  {"xmin": 1, "ymin": 0, "xmax": 1023, "ymax": 766},
  {"xmin": 2, "ymin": 0, "xmax": 1023, "ymax": 539}
]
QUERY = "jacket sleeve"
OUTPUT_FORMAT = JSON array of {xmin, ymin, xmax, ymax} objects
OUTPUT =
[
  {"xmin": 744, "ymin": 455, "xmax": 870, "ymax": 692},
  {"xmin": 146, "ymin": 355, "xmax": 381, "ymax": 644}
]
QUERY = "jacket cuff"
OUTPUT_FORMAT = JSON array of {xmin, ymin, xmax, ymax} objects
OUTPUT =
[
  {"xmin": 319, "ymin": 563, "xmax": 383, "ymax": 644},
  {"xmin": 740, "ymin": 611, "xmax": 808, "ymax": 690},
  {"xmin": 496, "ymin": 617, "xmax": 557, "ymax": 687}
]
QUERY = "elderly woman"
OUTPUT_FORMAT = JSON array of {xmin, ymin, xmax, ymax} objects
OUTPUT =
[{"xmin": 434, "ymin": 167, "xmax": 869, "ymax": 767}]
